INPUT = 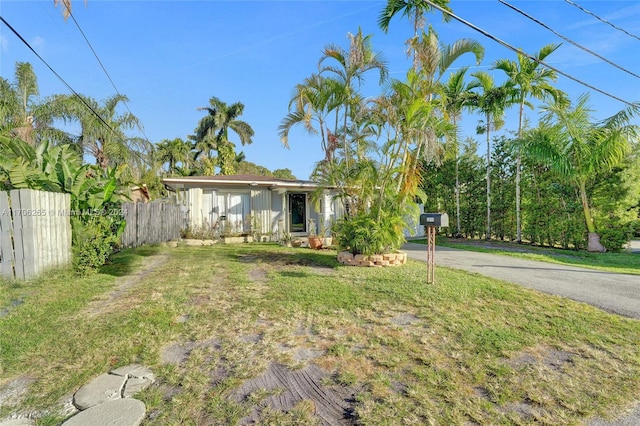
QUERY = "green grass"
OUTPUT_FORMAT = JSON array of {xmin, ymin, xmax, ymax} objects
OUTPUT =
[
  {"xmin": 1, "ymin": 243, "xmax": 639, "ymax": 425},
  {"xmin": 414, "ymin": 237, "xmax": 640, "ymax": 276}
]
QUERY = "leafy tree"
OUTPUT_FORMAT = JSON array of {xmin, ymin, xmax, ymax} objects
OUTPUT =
[
  {"xmin": 318, "ymin": 28, "xmax": 388, "ymax": 170},
  {"xmin": 392, "ymin": 28, "xmax": 482, "ymax": 201},
  {"xmin": 458, "ymin": 138, "xmax": 486, "ymax": 238},
  {"xmin": 490, "ymin": 135, "xmax": 516, "ymax": 240},
  {"xmin": 194, "ymin": 96, "xmax": 254, "ymax": 175},
  {"xmin": 494, "ymin": 44, "xmax": 565, "ymax": 242},
  {"xmin": 53, "ymin": 93, "xmax": 149, "ymax": 172},
  {"xmin": 523, "ymin": 94, "xmax": 639, "ymax": 252},
  {"xmin": 0, "ymin": 135, "xmax": 126, "ymax": 273},
  {"xmin": 235, "ymin": 160, "xmax": 272, "ymax": 177},
  {"xmin": 442, "ymin": 67, "xmax": 481, "ymax": 236},
  {"xmin": 272, "ymin": 168, "xmax": 296, "ymax": 180},
  {"xmin": 469, "ymin": 71, "xmax": 512, "ymax": 239},
  {"xmin": 155, "ymin": 137, "xmax": 193, "ymax": 176},
  {"xmin": 1, "ymin": 63, "xmax": 40, "ymax": 146},
  {"xmin": 279, "ymin": 73, "xmax": 343, "ymax": 160}
]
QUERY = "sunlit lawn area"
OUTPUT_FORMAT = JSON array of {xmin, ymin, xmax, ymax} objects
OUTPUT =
[{"xmin": 1, "ymin": 243, "xmax": 639, "ymax": 425}]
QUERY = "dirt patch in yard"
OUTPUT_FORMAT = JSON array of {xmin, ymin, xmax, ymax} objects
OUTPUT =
[
  {"xmin": 83, "ymin": 253, "xmax": 170, "ymax": 317},
  {"xmin": 506, "ymin": 344, "xmax": 575, "ymax": 372},
  {"xmin": 0, "ymin": 376, "xmax": 35, "ymax": 409},
  {"xmin": 232, "ymin": 363, "xmax": 357, "ymax": 425}
]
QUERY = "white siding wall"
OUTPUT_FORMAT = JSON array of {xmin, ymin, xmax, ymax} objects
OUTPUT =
[
  {"xmin": 184, "ymin": 186, "xmax": 349, "ymax": 239},
  {"xmin": 251, "ymin": 189, "xmax": 271, "ymax": 236},
  {"xmin": 271, "ymin": 191, "xmax": 285, "ymax": 238},
  {"xmin": 187, "ymin": 188, "xmax": 203, "ymax": 227}
]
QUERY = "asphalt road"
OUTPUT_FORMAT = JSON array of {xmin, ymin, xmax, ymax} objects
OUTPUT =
[{"xmin": 402, "ymin": 243, "xmax": 640, "ymax": 320}]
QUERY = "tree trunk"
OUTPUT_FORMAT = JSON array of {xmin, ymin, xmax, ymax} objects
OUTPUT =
[
  {"xmin": 13, "ymin": 116, "xmax": 35, "ymax": 146},
  {"xmin": 515, "ymin": 154, "xmax": 521, "ymax": 242},
  {"xmin": 486, "ymin": 115, "xmax": 491, "ymax": 241},
  {"xmin": 579, "ymin": 180, "xmax": 605, "ymax": 252},
  {"xmin": 455, "ymin": 155, "xmax": 461, "ymax": 237},
  {"xmin": 587, "ymin": 232, "xmax": 606, "ymax": 253},
  {"xmin": 516, "ymin": 101, "xmax": 524, "ymax": 243}
]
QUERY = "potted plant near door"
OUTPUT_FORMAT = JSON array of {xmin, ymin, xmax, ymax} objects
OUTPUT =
[
  {"xmin": 307, "ymin": 219, "xmax": 323, "ymax": 249},
  {"xmin": 319, "ymin": 217, "xmax": 333, "ymax": 247}
]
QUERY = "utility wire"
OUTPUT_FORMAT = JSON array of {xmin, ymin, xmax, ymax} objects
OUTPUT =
[
  {"xmin": 564, "ymin": 0, "xmax": 640, "ymax": 43},
  {"xmin": 421, "ymin": 0, "xmax": 635, "ymax": 107},
  {"xmin": 0, "ymin": 15, "xmax": 118, "ymax": 136},
  {"xmin": 499, "ymin": 0, "xmax": 640, "ymax": 80},
  {"xmin": 67, "ymin": 10, "xmax": 151, "ymax": 142}
]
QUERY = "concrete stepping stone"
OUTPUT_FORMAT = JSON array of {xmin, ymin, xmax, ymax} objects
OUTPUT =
[
  {"xmin": 123, "ymin": 378, "xmax": 153, "ymax": 398},
  {"xmin": 61, "ymin": 398, "xmax": 145, "ymax": 426},
  {"xmin": 73, "ymin": 373, "xmax": 127, "ymax": 410},
  {"xmin": 0, "ymin": 419, "xmax": 35, "ymax": 426},
  {"xmin": 111, "ymin": 364, "xmax": 155, "ymax": 382}
]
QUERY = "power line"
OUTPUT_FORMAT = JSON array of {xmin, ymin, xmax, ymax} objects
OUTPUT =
[
  {"xmin": 421, "ymin": 0, "xmax": 636, "ymax": 107},
  {"xmin": 67, "ymin": 11, "xmax": 151, "ymax": 143},
  {"xmin": 499, "ymin": 0, "xmax": 640, "ymax": 80},
  {"xmin": 0, "ymin": 15, "xmax": 118, "ymax": 137},
  {"xmin": 564, "ymin": 0, "xmax": 640, "ymax": 43}
]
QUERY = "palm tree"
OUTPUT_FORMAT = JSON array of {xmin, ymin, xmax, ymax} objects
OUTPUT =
[
  {"xmin": 378, "ymin": 0, "xmax": 452, "ymax": 67},
  {"xmin": 494, "ymin": 44, "xmax": 565, "ymax": 242},
  {"xmin": 524, "ymin": 94, "xmax": 639, "ymax": 252},
  {"xmin": 389, "ymin": 29, "xmax": 483, "ymax": 196},
  {"xmin": 469, "ymin": 71, "xmax": 513, "ymax": 240},
  {"xmin": 194, "ymin": 96, "xmax": 254, "ymax": 175},
  {"xmin": 0, "ymin": 62, "xmax": 39, "ymax": 145},
  {"xmin": 409, "ymin": 27, "xmax": 484, "ymax": 83},
  {"xmin": 442, "ymin": 67, "xmax": 478, "ymax": 237},
  {"xmin": 279, "ymin": 73, "xmax": 343, "ymax": 160},
  {"xmin": 319, "ymin": 28, "xmax": 388, "ymax": 170},
  {"xmin": 55, "ymin": 93, "xmax": 149, "ymax": 171}
]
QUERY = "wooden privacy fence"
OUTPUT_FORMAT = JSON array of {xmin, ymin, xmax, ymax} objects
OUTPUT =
[
  {"xmin": 0, "ymin": 189, "xmax": 72, "ymax": 280},
  {"xmin": 121, "ymin": 202, "xmax": 185, "ymax": 248}
]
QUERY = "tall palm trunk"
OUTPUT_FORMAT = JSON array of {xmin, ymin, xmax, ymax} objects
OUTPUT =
[
  {"xmin": 515, "ymin": 100, "xmax": 524, "ymax": 243},
  {"xmin": 485, "ymin": 113, "xmax": 491, "ymax": 241},
  {"xmin": 579, "ymin": 180, "xmax": 605, "ymax": 252},
  {"xmin": 452, "ymin": 115, "xmax": 461, "ymax": 236}
]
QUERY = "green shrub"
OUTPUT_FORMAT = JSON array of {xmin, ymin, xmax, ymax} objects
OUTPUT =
[
  {"xmin": 598, "ymin": 216, "xmax": 637, "ymax": 253},
  {"xmin": 333, "ymin": 211, "xmax": 406, "ymax": 255},
  {"xmin": 72, "ymin": 210, "xmax": 125, "ymax": 275}
]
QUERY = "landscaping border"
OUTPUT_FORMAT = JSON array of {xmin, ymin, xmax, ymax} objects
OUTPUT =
[{"xmin": 337, "ymin": 251, "xmax": 407, "ymax": 267}]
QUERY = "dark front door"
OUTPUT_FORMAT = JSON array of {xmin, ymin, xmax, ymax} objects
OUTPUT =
[{"xmin": 288, "ymin": 193, "xmax": 306, "ymax": 233}]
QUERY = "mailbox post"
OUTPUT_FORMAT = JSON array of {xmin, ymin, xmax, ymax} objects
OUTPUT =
[{"xmin": 420, "ymin": 213, "xmax": 449, "ymax": 284}]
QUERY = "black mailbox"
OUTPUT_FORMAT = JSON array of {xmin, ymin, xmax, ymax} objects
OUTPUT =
[{"xmin": 420, "ymin": 213, "xmax": 449, "ymax": 227}]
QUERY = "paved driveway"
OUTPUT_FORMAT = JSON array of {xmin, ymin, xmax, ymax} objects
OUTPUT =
[{"xmin": 402, "ymin": 243, "xmax": 640, "ymax": 320}]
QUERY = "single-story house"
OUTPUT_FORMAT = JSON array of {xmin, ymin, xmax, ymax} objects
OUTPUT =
[{"xmin": 162, "ymin": 174, "xmax": 344, "ymax": 240}]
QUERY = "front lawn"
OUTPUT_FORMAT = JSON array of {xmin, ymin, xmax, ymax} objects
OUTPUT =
[{"xmin": 1, "ymin": 243, "xmax": 639, "ymax": 425}]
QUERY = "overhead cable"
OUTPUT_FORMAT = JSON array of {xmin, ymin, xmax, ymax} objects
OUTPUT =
[
  {"xmin": 499, "ymin": 0, "xmax": 640, "ymax": 80},
  {"xmin": 0, "ymin": 15, "xmax": 118, "ymax": 136},
  {"xmin": 564, "ymin": 0, "xmax": 640, "ymax": 43},
  {"xmin": 66, "ymin": 11, "xmax": 151, "ymax": 142},
  {"xmin": 421, "ymin": 0, "xmax": 635, "ymax": 107}
]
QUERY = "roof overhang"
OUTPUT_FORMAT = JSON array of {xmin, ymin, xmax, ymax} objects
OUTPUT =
[{"xmin": 162, "ymin": 174, "xmax": 331, "ymax": 192}]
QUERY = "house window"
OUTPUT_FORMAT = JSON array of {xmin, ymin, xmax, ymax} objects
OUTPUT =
[{"xmin": 288, "ymin": 193, "xmax": 306, "ymax": 233}]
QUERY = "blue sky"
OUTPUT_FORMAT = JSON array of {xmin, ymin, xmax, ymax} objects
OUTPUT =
[{"xmin": 1, "ymin": 0, "xmax": 639, "ymax": 180}]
